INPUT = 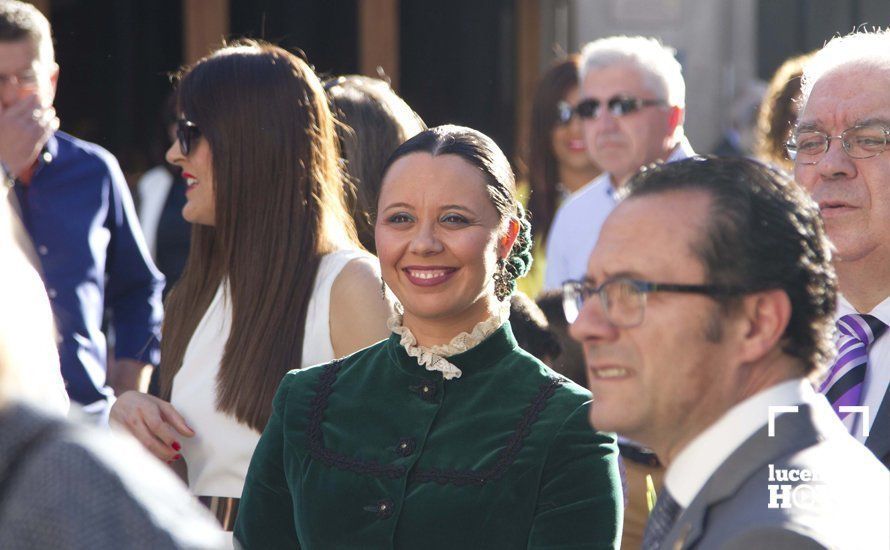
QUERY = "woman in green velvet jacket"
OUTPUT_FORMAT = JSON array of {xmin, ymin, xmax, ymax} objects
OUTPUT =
[{"xmin": 235, "ymin": 125, "xmax": 623, "ymax": 548}]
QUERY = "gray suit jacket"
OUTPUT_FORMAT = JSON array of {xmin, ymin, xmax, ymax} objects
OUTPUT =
[
  {"xmin": 660, "ymin": 398, "xmax": 889, "ymax": 549},
  {"xmin": 865, "ymin": 386, "xmax": 890, "ymax": 468},
  {"xmin": 0, "ymin": 403, "xmax": 226, "ymax": 549}
]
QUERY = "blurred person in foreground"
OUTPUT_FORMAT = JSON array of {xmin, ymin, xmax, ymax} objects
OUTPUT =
[
  {"xmin": 0, "ymin": 183, "xmax": 67, "ymax": 414},
  {"xmin": 567, "ymin": 156, "xmax": 888, "ymax": 549},
  {"xmin": 791, "ymin": 29, "xmax": 890, "ymax": 468},
  {"xmin": 236, "ymin": 125, "xmax": 622, "ymax": 548},
  {"xmin": 546, "ymin": 34, "xmax": 694, "ymax": 549},
  {"xmin": 0, "ymin": 184, "xmax": 225, "ymax": 549},
  {"xmin": 0, "ymin": 0, "xmax": 163, "ymax": 420},
  {"xmin": 110, "ymin": 41, "xmax": 392, "ymax": 533},
  {"xmin": 325, "ymin": 74, "xmax": 426, "ymax": 254},
  {"xmin": 755, "ymin": 52, "xmax": 813, "ymax": 172},
  {"xmin": 523, "ymin": 54, "xmax": 601, "ymax": 295}
]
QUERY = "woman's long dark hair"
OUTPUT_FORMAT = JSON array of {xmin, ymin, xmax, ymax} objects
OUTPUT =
[
  {"xmin": 526, "ymin": 55, "xmax": 581, "ymax": 242},
  {"xmin": 159, "ymin": 41, "xmax": 357, "ymax": 431}
]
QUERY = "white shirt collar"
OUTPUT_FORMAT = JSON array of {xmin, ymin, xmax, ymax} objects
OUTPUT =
[
  {"xmin": 668, "ymin": 135, "xmax": 696, "ymax": 162},
  {"xmin": 665, "ymin": 378, "xmax": 818, "ymax": 507},
  {"xmin": 562, "ymin": 173, "xmax": 607, "ymax": 201},
  {"xmin": 836, "ymin": 294, "xmax": 890, "ymax": 324}
]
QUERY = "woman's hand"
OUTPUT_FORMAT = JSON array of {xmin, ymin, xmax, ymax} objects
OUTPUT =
[{"xmin": 110, "ymin": 391, "xmax": 195, "ymax": 462}]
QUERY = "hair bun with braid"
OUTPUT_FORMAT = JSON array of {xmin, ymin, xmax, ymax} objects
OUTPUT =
[{"xmin": 503, "ymin": 203, "xmax": 533, "ymax": 295}]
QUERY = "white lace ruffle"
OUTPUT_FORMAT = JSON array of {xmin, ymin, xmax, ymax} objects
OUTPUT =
[{"xmin": 388, "ymin": 302, "xmax": 510, "ymax": 380}]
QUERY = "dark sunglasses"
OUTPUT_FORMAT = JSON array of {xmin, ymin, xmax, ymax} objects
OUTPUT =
[
  {"xmin": 575, "ymin": 95, "xmax": 667, "ymax": 120},
  {"xmin": 556, "ymin": 101, "xmax": 577, "ymax": 125},
  {"xmin": 176, "ymin": 118, "xmax": 201, "ymax": 156}
]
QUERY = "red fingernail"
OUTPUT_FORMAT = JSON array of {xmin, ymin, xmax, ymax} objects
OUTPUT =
[
  {"xmin": 172, "ymin": 442, "xmax": 181, "ymax": 451},
  {"xmin": 174, "ymin": 454, "xmax": 182, "ymax": 460}
]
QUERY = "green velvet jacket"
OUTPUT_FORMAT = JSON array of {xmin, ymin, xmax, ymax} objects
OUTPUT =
[{"xmin": 235, "ymin": 322, "xmax": 622, "ymax": 549}]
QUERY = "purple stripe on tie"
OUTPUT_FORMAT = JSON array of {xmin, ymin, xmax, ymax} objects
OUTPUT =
[
  {"xmin": 823, "ymin": 314, "xmax": 887, "ymax": 432},
  {"xmin": 838, "ymin": 337, "xmax": 859, "ymax": 354},
  {"xmin": 819, "ymin": 355, "xmax": 866, "ymax": 392},
  {"xmin": 834, "ymin": 346, "xmax": 867, "ymax": 371},
  {"xmin": 833, "ymin": 387, "xmax": 862, "ymax": 417},
  {"xmin": 839, "ymin": 316, "xmax": 870, "ymax": 343}
]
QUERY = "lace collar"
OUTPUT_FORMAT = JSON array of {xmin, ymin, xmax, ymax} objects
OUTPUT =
[{"xmin": 388, "ymin": 302, "xmax": 511, "ymax": 380}]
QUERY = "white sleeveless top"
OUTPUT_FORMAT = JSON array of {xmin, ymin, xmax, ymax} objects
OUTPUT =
[{"xmin": 170, "ymin": 248, "xmax": 373, "ymax": 497}]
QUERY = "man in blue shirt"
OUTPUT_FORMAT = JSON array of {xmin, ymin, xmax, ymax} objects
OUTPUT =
[{"xmin": 0, "ymin": 1, "xmax": 163, "ymax": 421}]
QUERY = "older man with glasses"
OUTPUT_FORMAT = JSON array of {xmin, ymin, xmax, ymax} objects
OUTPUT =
[
  {"xmin": 791, "ymin": 29, "xmax": 890, "ymax": 470},
  {"xmin": 568, "ymin": 156, "xmax": 888, "ymax": 549},
  {"xmin": 543, "ymin": 34, "xmax": 694, "ymax": 549},
  {"xmin": 0, "ymin": 1, "xmax": 163, "ymax": 422}
]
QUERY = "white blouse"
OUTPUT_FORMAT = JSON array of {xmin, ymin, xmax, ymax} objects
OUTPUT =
[{"xmin": 170, "ymin": 248, "xmax": 373, "ymax": 497}]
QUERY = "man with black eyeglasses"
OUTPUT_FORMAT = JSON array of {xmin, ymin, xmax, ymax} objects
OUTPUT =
[
  {"xmin": 543, "ymin": 35, "xmax": 695, "ymax": 549},
  {"xmin": 792, "ymin": 29, "xmax": 890, "ymax": 473},
  {"xmin": 568, "ymin": 156, "xmax": 887, "ymax": 549},
  {"xmin": 0, "ymin": 1, "xmax": 163, "ymax": 423}
]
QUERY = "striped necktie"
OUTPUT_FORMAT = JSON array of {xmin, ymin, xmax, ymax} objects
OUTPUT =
[
  {"xmin": 642, "ymin": 489, "xmax": 683, "ymax": 550},
  {"xmin": 820, "ymin": 314, "xmax": 887, "ymax": 430}
]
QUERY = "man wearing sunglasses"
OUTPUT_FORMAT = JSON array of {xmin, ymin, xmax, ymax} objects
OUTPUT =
[
  {"xmin": 542, "ymin": 35, "xmax": 694, "ymax": 549},
  {"xmin": 792, "ymin": 29, "xmax": 890, "ymax": 472},
  {"xmin": 0, "ymin": 2, "xmax": 163, "ymax": 422},
  {"xmin": 569, "ymin": 156, "xmax": 887, "ymax": 549},
  {"xmin": 544, "ymin": 35, "xmax": 693, "ymax": 293}
]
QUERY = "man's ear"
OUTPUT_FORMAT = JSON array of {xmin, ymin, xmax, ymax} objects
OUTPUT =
[
  {"xmin": 738, "ymin": 289, "xmax": 792, "ymax": 364},
  {"xmin": 498, "ymin": 218, "xmax": 520, "ymax": 259},
  {"xmin": 667, "ymin": 106, "xmax": 684, "ymax": 136}
]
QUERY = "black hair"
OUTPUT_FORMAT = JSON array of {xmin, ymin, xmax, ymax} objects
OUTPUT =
[
  {"xmin": 622, "ymin": 155, "xmax": 837, "ymax": 374},
  {"xmin": 509, "ymin": 292, "xmax": 562, "ymax": 363}
]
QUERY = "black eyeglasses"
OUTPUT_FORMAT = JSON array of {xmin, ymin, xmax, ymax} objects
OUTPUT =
[
  {"xmin": 556, "ymin": 101, "xmax": 577, "ymax": 125},
  {"xmin": 176, "ymin": 118, "xmax": 201, "ymax": 156},
  {"xmin": 561, "ymin": 277, "xmax": 748, "ymax": 327},
  {"xmin": 575, "ymin": 95, "xmax": 667, "ymax": 120},
  {"xmin": 786, "ymin": 124, "xmax": 890, "ymax": 165}
]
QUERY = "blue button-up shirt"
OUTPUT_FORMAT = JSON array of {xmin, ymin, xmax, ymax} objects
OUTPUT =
[{"xmin": 14, "ymin": 132, "xmax": 164, "ymax": 409}]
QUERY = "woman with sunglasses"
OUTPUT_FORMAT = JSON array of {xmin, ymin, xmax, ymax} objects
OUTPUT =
[
  {"xmin": 110, "ymin": 41, "xmax": 392, "ymax": 533},
  {"xmin": 235, "ymin": 125, "xmax": 622, "ymax": 548},
  {"xmin": 527, "ymin": 55, "xmax": 601, "ymax": 256}
]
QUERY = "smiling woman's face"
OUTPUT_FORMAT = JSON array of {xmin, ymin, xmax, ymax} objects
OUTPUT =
[{"xmin": 375, "ymin": 152, "xmax": 507, "ymax": 335}]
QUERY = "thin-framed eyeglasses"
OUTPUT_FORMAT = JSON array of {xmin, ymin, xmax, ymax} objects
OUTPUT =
[
  {"xmin": 575, "ymin": 95, "xmax": 667, "ymax": 120},
  {"xmin": 561, "ymin": 277, "xmax": 749, "ymax": 327},
  {"xmin": 786, "ymin": 124, "xmax": 890, "ymax": 165},
  {"xmin": 176, "ymin": 118, "xmax": 201, "ymax": 156}
]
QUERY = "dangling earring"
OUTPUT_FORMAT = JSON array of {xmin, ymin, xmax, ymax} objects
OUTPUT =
[{"xmin": 493, "ymin": 258, "xmax": 511, "ymax": 302}]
